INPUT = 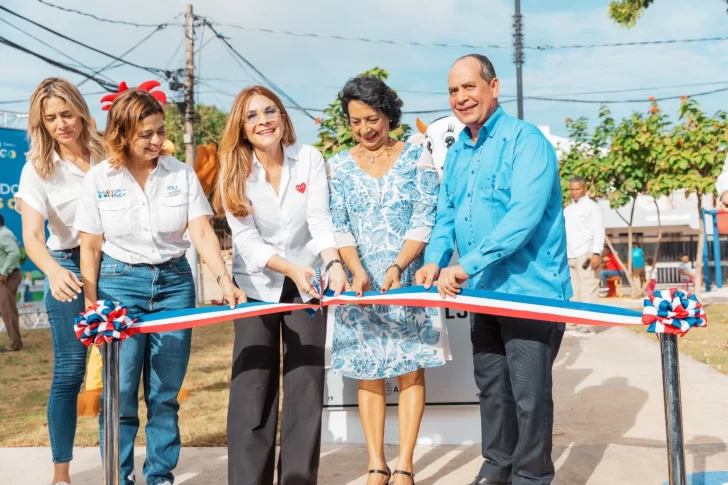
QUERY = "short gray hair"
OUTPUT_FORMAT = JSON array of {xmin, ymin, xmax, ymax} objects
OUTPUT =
[
  {"xmin": 456, "ymin": 54, "xmax": 497, "ymax": 83},
  {"xmin": 569, "ymin": 176, "xmax": 586, "ymax": 185}
]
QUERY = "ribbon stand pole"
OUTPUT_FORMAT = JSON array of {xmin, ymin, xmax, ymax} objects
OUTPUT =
[
  {"xmin": 660, "ymin": 333, "xmax": 687, "ymax": 485},
  {"xmin": 103, "ymin": 340, "xmax": 121, "ymax": 485}
]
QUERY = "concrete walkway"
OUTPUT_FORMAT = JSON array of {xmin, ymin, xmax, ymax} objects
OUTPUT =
[{"xmin": 4, "ymin": 326, "xmax": 728, "ymax": 484}]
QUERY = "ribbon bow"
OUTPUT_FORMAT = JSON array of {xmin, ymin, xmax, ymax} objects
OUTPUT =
[
  {"xmin": 100, "ymin": 80, "xmax": 167, "ymax": 111},
  {"xmin": 642, "ymin": 288, "xmax": 707, "ymax": 336},
  {"xmin": 74, "ymin": 300, "xmax": 138, "ymax": 347}
]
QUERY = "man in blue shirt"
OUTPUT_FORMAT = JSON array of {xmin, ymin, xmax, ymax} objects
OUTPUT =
[{"xmin": 416, "ymin": 54, "xmax": 570, "ymax": 485}]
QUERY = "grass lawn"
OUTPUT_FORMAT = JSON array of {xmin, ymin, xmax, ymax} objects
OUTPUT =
[
  {"xmin": 0, "ymin": 322, "xmax": 236, "ymax": 447},
  {"xmin": 1, "ymin": 304, "xmax": 726, "ymax": 448},
  {"xmin": 629, "ymin": 303, "xmax": 728, "ymax": 375}
]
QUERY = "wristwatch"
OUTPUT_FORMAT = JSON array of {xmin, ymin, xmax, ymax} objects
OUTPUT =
[
  {"xmin": 386, "ymin": 263, "xmax": 404, "ymax": 276},
  {"xmin": 216, "ymin": 271, "xmax": 231, "ymax": 284}
]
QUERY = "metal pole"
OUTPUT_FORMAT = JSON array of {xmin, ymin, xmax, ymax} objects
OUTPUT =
[
  {"xmin": 702, "ymin": 209, "xmax": 711, "ymax": 292},
  {"xmin": 184, "ymin": 4, "xmax": 201, "ymax": 304},
  {"xmin": 513, "ymin": 0, "xmax": 524, "ymax": 120},
  {"xmin": 659, "ymin": 334, "xmax": 687, "ymax": 485},
  {"xmin": 103, "ymin": 340, "xmax": 121, "ymax": 485},
  {"xmin": 712, "ymin": 210, "xmax": 723, "ymax": 288}
]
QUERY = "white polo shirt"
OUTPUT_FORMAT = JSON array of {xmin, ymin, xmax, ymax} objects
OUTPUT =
[
  {"xmin": 563, "ymin": 195, "xmax": 605, "ymax": 259},
  {"xmin": 225, "ymin": 143, "xmax": 337, "ymax": 302},
  {"xmin": 15, "ymin": 153, "xmax": 97, "ymax": 251},
  {"xmin": 74, "ymin": 155, "xmax": 213, "ymax": 265}
]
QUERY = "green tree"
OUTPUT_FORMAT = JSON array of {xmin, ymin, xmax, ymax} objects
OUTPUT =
[
  {"xmin": 652, "ymin": 98, "xmax": 728, "ymax": 295},
  {"xmin": 560, "ymin": 101, "xmax": 672, "ymax": 296},
  {"xmin": 608, "ymin": 0, "xmax": 728, "ymax": 27},
  {"xmin": 313, "ymin": 67, "xmax": 411, "ymax": 159},
  {"xmin": 164, "ymin": 103, "xmax": 228, "ymax": 161}
]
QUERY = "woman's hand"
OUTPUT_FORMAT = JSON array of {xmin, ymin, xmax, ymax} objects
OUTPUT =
[
  {"xmin": 347, "ymin": 271, "xmax": 371, "ymax": 297},
  {"xmin": 287, "ymin": 264, "xmax": 321, "ymax": 299},
  {"xmin": 48, "ymin": 266, "xmax": 83, "ymax": 303},
  {"xmin": 380, "ymin": 266, "xmax": 402, "ymax": 293},
  {"xmin": 219, "ymin": 277, "xmax": 247, "ymax": 309},
  {"xmin": 326, "ymin": 264, "xmax": 348, "ymax": 296}
]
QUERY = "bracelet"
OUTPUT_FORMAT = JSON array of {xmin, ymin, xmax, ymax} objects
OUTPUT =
[
  {"xmin": 215, "ymin": 270, "xmax": 231, "ymax": 284},
  {"xmin": 325, "ymin": 259, "xmax": 343, "ymax": 273},
  {"xmin": 386, "ymin": 263, "xmax": 404, "ymax": 276}
]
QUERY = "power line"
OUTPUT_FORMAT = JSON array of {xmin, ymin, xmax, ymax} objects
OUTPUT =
[
  {"xmin": 0, "ymin": 16, "xmax": 116, "ymax": 85},
  {"xmin": 34, "ymin": 0, "xmax": 180, "ymax": 28},
  {"xmin": 0, "ymin": 6, "xmax": 166, "ymax": 78},
  {"xmin": 537, "ymin": 36, "xmax": 728, "ymax": 50},
  {"xmin": 77, "ymin": 24, "xmax": 167, "ymax": 88},
  {"xmin": 524, "ymin": 86, "xmax": 728, "ymax": 104},
  {"xmin": 0, "ymin": 35, "xmax": 118, "ymax": 91},
  {"xmin": 204, "ymin": 20, "xmax": 316, "ymax": 120},
  {"xmin": 0, "ymin": 90, "xmax": 109, "ymax": 105},
  {"xmin": 211, "ymin": 21, "xmax": 728, "ymax": 51}
]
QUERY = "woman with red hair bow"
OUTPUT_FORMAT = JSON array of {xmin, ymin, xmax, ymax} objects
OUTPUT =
[{"xmin": 75, "ymin": 88, "xmax": 246, "ymax": 485}]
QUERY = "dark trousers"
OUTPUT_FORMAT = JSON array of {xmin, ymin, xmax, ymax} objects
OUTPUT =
[
  {"xmin": 472, "ymin": 314, "xmax": 565, "ymax": 485},
  {"xmin": 227, "ymin": 277, "xmax": 326, "ymax": 485}
]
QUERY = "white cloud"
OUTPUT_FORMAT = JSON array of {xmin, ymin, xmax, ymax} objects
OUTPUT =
[{"xmin": 1, "ymin": 0, "xmax": 726, "ymax": 145}]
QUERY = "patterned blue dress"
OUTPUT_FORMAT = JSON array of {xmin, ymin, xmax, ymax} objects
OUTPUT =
[{"xmin": 326, "ymin": 143, "xmax": 450, "ymax": 380}]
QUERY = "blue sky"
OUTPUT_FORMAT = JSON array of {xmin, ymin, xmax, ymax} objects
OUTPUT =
[{"xmin": 1, "ymin": 0, "xmax": 727, "ymax": 146}]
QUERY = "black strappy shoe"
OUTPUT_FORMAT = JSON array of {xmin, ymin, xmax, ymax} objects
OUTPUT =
[
  {"xmin": 368, "ymin": 466, "xmax": 392, "ymax": 484},
  {"xmin": 393, "ymin": 469, "xmax": 415, "ymax": 484}
]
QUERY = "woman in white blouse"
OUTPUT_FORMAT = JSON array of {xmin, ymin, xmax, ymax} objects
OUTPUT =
[
  {"xmin": 15, "ymin": 77, "xmax": 104, "ymax": 485},
  {"xmin": 74, "ymin": 89, "xmax": 246, "ymax": 485},
  {"xmin": 215, "ymin": 85, "xmax": 347, "ymax": 485}
]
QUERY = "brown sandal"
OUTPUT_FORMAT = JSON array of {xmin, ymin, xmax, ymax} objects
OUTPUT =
[
  {"xmin": 393, "ymin": 469, "xmax": 415, "ymax": 484},
  {"xmin": 368, "ymin": 466, "xmax": 391, "ymax": 483}
]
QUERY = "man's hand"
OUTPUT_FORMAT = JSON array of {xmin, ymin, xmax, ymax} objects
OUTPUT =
[
  {"xmin": 415, "ymin": 263, "xmax": 440, "ymax": 289},
  {"xmin": 437, "ymin": 264, "xmax": 469, "ymax": 299},
  {"xmin": 590, "ymin": 254, "xmax": 601, "ymax": 270}
]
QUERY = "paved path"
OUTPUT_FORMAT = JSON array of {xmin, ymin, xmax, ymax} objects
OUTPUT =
[{"xmin": 4, "ymin": 326, "xmax": 728, "ymax": 484}]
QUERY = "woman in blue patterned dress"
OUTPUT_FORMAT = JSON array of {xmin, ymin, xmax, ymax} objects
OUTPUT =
[{"xmin": 327, "ymin": 76, "xmax": 449, "ymax": 485}]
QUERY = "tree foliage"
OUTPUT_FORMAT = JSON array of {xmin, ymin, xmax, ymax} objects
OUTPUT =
[
  {"xmin": 313, "ymin": 67, "xmax": 411, "ymax": 159},
  {"xmin": 163, "ymin": 103, "xmax": 228, "ymax": 161},
  {"xmin": 608, "ymin": 0, "xmax": 728, "ymax": 27},
  {"xmin": 560, "ymin": 97, "xmax": 728, "ymax": 295}
]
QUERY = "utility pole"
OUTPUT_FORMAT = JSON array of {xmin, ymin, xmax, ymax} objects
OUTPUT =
[
  {"xmin": 513, "ymin": 0, "xmax": 524, "ymax": 120},
  {"xmin": 184, "ymin": 4, "xmax": 201, "ymax": 303}
]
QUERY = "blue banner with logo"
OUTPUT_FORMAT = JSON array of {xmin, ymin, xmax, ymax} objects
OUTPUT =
[{"xmin": 0, "ymin": 127, "xmax": 36, "ymax": 272}]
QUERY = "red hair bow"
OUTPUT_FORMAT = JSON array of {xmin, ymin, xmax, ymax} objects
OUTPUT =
[{"xmin": 100, "ymin": 80, "xmax": 168, "ymax": 111}]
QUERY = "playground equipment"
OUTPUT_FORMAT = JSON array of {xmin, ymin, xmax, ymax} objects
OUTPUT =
[{"xmin": 701, "ymin": 208, "xmax": 727, "ymax": 291}]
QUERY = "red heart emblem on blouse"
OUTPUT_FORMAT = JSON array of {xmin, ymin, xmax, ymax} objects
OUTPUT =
[{"xmin": 295, "ymin": 183, "xmax": 307, "ymax": 193}]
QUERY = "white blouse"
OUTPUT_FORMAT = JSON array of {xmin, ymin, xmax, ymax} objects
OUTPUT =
[
  {"xmin": 74, "ymin": 155, "xmax": 213, "ymax": 265},
  {"xmin": 225, "ymin": 143, "xmax": 337, "ymax": 302},
  {"xmin": 15, "ymin": 153, "xmax": 97, "ymax": 251}
]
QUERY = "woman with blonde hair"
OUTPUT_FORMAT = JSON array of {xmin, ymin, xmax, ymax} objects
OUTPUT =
[
  {"xmin": 216, "ymin": 85, "xmax": 347, "ymax": 485},
  {"xmin": 15, "ymin": 77, "xmax": 104, "ymax": 485},
  {"xmin": 74, "ymin": 89, "xmax": 246, "ymax": 485}
]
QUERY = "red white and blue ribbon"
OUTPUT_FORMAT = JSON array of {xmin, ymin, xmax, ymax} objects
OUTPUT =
[
  {"xmin": 74, "ymin": 287, "xmax": 707, "ymax": 342},
  {"xmin": 642, "ymin": 289, "xmax": 707, "ymax": 336},
  {"xmin": 125, "ymin": 287, "xmax": 645, "ymax": 335},
  {"xmin": 74, "ymin": 300, "xmax": 138, "ymax": 347}
]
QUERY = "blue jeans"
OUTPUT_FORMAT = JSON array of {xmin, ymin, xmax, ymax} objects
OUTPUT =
[
  {"xmin": 600, "ymin": 269, "xmax": 625, "ymax": 287},
  {"xmin": 97, "ymin": 253, "xmax": 195, "ymax": 485},
  {"xmin": 46, "ymin": 247, "xmax": 88, "ymax": 464}
]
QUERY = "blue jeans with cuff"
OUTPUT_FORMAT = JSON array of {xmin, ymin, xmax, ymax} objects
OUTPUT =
[
  {"xmin": 97, "ymin": 253, "xmax": 195, "ymax": 485},
  {"xmin": 46, "ymin": 247, "xmax": 88, "ymax": 464}
]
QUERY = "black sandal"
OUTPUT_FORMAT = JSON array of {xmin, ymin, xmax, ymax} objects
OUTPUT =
[
  {"xmin": 368, "ymin": 466, "xmax": 391, "ymax": 483},
  {"xmin": 393, "ymin": 469, "xmax": 415, "ymax": 484}
]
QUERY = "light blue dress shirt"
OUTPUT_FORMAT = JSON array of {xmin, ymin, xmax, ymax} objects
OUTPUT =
[{"xmin": 424, "ymin": 106, "xmax": 573, "ymax": 301}]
